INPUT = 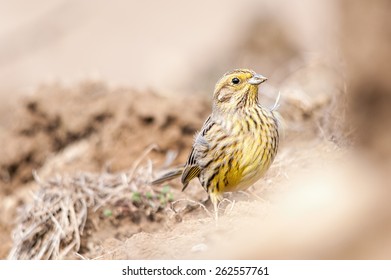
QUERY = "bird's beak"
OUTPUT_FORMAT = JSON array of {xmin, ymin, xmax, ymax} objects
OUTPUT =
[{"xmin": 248, "ymin": 74, "xmax": 268, "ymax": 85}]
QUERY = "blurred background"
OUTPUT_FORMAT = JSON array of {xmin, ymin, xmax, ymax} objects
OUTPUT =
[
  {"xmin": 0, "ymin": 0, "xmax": 339, "ymax": 93},
  {"xmin": 1, "ymin": 0, "xmax": 390, "ymax": 259}
]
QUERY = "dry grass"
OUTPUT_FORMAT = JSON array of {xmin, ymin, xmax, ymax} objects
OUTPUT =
[{"xmin": 7, "ymin": 145, "xmax": 180, "ymax": 260}]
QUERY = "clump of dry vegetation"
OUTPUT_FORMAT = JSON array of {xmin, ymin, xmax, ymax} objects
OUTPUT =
[{"xmin": 8, "ymin": 146, "xmax": 183, "ymax": 259}]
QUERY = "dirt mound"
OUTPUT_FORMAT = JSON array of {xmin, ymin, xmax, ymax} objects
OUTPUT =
[
  {"xmin": 0, "ymin": 82, "xmax": 210, "ymax": 258},
  {"xmin": 0, "ymin": 82, "xmax": 209, "ymax": 191}
]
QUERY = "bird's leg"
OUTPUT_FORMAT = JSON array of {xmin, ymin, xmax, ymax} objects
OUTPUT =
[
  {"xmin": 211, "ymin": 195, "xmax": 219, "ymax": 221},
  {"xmin": 210, "ymin": 193, "xmax": 220, "ymax": 221},
  {"xmin": 214, "ymin": 200, "xmax": 219, "ymax": 221}
]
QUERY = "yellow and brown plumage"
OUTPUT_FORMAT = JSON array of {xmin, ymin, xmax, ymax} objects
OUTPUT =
[{"xmin": 152, "ymin": 69, "xmax": 280, "ymax": 219}]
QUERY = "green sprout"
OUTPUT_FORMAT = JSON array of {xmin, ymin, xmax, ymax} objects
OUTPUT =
[
  {"xmin": 158, "ymin": 193, "xmax": 166, "ymax": 205},
  {"xmin": 167, "ymin": 192, "xmax": 174, "ymax": 202},
  {"xmin": 103, "ymin": 209, "xmax": 112, "ymax": 217},
  {"xmin": 145, "ymin": 191, "xmax": 153, "ymax": 199},
  {"xmin": 161, "ymin": 185, "xmax": 170, "ymax": 194},
  {"xmin": 157, "ymin": 185, "xmax": 175, "ymax": 205},
  {"xmin": 131, "ymin": 191, "xmax": 141, "ymax": 203}
]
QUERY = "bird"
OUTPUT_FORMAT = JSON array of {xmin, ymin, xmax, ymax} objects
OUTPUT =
[{"xmin": 152, "ymin": 69, "xmax": 280, "ymax": 219}]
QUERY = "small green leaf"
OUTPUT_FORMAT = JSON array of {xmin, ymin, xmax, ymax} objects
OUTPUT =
[
  {"xmin": 161, "ymin": 185, "xmax": 170, "ymax": 194},
  {"xmin": 103, "ymin": 209, "xmax": 112, "ymax": 217},
  {"xmin": 145, "ymin": 192, "xmax": 153, "ymax": 199},
  {"xmin": 132, "ymin": 192, "xmax": 141, "ymax": 202},
  {"xmin": 158, "ymin": 193, "xmax": 166, "ymax": 204},
  {"xmin": 167, "ymin": 192, "xmax": 174, "ymax": 202}
]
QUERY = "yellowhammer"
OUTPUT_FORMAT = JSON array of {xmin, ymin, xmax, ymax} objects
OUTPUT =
[{"xmin": 152, "ymin": 69, "xmax": 280, "ymax": 219}]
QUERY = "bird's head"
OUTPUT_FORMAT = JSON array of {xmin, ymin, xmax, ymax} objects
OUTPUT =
[{"xmin": 213, "ymin": 69, "xmax": 267, "ymax": 112}]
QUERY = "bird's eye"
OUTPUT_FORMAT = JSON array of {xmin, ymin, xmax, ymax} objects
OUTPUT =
[{"xmin": 232, "ymin": 77, "xmax": 240, "ymax": 84}]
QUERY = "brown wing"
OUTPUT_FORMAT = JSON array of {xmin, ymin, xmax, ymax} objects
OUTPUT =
[{"xmin": 181, "ymin": 115, "xmax": 215, "ymax": 191}]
